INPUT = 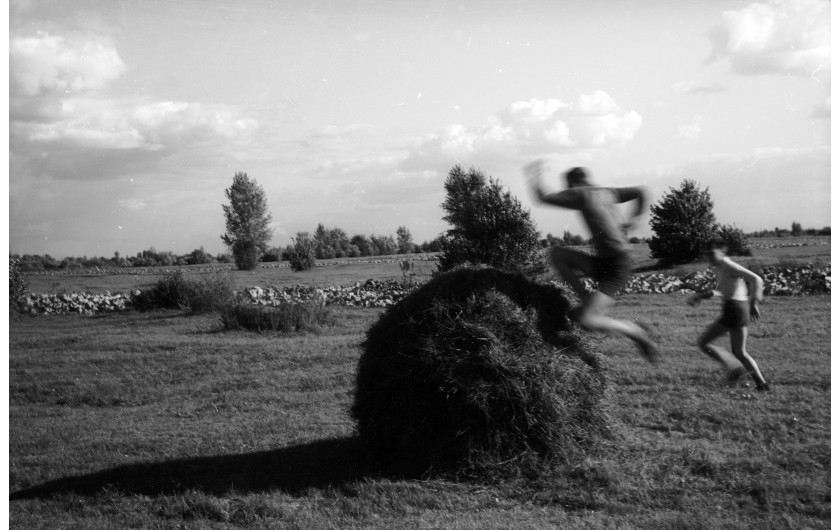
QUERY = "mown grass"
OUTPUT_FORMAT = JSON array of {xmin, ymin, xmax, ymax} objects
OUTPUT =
[{"xmin": 9, "ymin": 291, "xmax": 830, "ymax": 528}]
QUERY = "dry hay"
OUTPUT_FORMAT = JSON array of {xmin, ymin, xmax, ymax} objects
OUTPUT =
[{"xmin": 351, "ymin": 267, "xmax": 609, "ymax": 480}]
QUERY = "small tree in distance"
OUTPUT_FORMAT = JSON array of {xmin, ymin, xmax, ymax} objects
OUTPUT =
[
  {"xmin": 286, "ymin": 232, "xmax": 317, "ymax": 271},
  {"xmin": 648, "ymin": 179, "xmax": 717, "ymax": 266},
  {"xmin": 221, "ymin": 172, "xmax": 274, "ymax": 270},
  {"xmin": 437, "ymin": 165, "xmax": 546, "ymax": 277},
  {"xmin": 396, "ymin": 226, "xmax": 415, "ymax": 254}
]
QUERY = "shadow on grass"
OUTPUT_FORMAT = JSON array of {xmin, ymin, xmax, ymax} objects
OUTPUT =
[{"xmin": 11, "ymin": 436, "xmax": 373, "ymax": 500}]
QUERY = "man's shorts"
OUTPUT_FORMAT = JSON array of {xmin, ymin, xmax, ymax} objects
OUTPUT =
[
  {"xmin": 718, "ymin": 299, "xmax": 750, "ymax": 328},
  {"xmin": 592, "ymin": 252, "xmax": 631, "ymax": 298}
]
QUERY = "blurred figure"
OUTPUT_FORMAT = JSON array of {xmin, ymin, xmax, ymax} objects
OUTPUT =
[
  {"xmin": 525, "ymin": 161, "xmax": 658, "ymax": 362},
  {"xmin": 689, "ymin": 239, "xmax": 770, "ymax": 391}
]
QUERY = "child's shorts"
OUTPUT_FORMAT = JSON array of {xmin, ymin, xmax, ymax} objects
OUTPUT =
[{"xmin": 718, "ymin": 299, "xmax": 749, "ymax": 328}]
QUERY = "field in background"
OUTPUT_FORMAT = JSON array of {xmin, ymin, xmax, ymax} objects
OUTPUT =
[
  {"xmin": 9, "ymin": 292, "xmax": 830, "ymax": 528},
  {"xmin": 21, "ymin": 237, "xmax": 831, "ymax": 295}
]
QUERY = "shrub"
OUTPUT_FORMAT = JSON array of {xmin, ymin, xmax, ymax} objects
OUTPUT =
[
  {"xmin": 287, "ymin": 232, "xmax": 317, "ymax": 271},
  {"xmin": 131, "ymin": 271, "xmax": 233, "ymax": 312},
  {"xmin": 9, "ymin": 257, "xmax": 29, "ymax": 312},
  {"xmin": 219, "ymin": 299, "xmax": 331, "ymax": 332},
  {"xmin": 352, "ymin": 267, "xmax": 607, "ymax": 480}
]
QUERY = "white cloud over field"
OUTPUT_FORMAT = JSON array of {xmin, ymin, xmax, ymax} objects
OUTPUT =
[
  {"xmin": 10, "ymin": 31, "xmax": 259, "ymax": 181},
  {"xmin": 708, "ymin": 0, "xmax": 830, "ymax": 78},
  {"xmin": 401, "ymin": 92, "xmax": 642, "ymax": 172}
]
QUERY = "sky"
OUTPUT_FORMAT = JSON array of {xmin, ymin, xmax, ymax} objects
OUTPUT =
[{"xmin": 7, "ymin": 0, "xmax": 832, "ymax": 259}]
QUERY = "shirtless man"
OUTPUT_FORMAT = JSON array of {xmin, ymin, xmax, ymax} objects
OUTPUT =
[
  {"xmin": 689, "ymin": 239, "xmax": 770, "ymax": 391},
  {"xmin": 524, "ymin": 161, "xmax": 659, "ymax": 362}
]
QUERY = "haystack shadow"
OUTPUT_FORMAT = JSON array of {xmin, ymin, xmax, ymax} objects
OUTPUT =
[{"xmin": 11, "ymin": 435, "xmax": 370, "ymax": 500}]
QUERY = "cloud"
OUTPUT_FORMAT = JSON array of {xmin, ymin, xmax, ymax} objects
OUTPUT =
[
  {"xmin": 809, "ymin": 97, "xmax": 830, "ymax": 119},
  {"xmin": 642, "ymin": 146, "xmax": 830, "ymax": 233},
  {"xmin": 400, "ymin": 92, "xmax": 642, "ymax": 171},
  {"xmin": 672, "ymin": 80, "xmax": 726, "ymax": 95},
  {"xmin": 677, "ymin": 115, "xmax": 704, "ymax": 139},
  {"xmin": 10, "ymin": 31, "xmax": 260, "ymax": 180},
  {"xmin": 708, "ymin": 0, "xmax": 830, "ymax": 78},
  {"xmin": 10, "ymin": 32, "xmax": 126, "ymax": 97}
]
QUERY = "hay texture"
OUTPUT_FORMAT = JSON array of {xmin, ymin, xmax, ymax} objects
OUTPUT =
[{"xmin": 352, "ymin": 267, "xmax": 608, "ymax": 480}]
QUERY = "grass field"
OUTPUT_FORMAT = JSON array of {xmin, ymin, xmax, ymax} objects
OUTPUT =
[{"xmin": 9, "ymin": 285, "xmax": 830, "ymax": 528}]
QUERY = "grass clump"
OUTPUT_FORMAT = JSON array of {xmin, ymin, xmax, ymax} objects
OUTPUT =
[
  {"xmin": 131, "ymin": 271, "xmax": 234, "ymax": 312},
  {"xmin": 352, "ymin": 267, "xmax": 608, "ymax": 481},
  {"xmin": 219, "ymin": 299, "xmax": 332, "ymax": 332}
]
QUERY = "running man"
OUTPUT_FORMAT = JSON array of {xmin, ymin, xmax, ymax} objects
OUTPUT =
[
  {"xmin": 524, "ymin": 161, "xmax": 659, "ymax": 362},
  {"xmin": 688, "ymin": 239, "xmax": 770, "ymax": 391}
]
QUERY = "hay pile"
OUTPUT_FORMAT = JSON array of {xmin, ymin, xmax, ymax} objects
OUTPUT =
[{"xmin": 351, "ymin": 267, "xmax": 609, "ymax": 480}]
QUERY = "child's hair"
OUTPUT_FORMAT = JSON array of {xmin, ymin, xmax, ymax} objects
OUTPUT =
[{"xmin": 708, "ymin": 238, "xmax": 729, "ymax": 252}]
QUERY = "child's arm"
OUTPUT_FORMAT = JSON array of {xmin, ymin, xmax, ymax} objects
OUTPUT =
[{"xmin": 688, "ymin": 288, "xmax": 721, "ymax": 306}]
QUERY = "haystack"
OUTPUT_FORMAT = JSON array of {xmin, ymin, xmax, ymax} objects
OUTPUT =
[{"xmin": 351, "ymin": 267, "xmax": 609, "ymax": 480}]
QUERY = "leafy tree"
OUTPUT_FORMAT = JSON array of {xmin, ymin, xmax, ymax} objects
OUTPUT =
[
  {"xmin": 717, "ymin": 224, "xmax": 752, "ymax": 257},
  {"xmin": 221, "ymin": 172, "xmax": 274, "ymax": 270},
  {"xmin": 437, "ymin": 165, "xmax": 546, "ymax": 277},
  {"xmin": 286, "ymin": 232, "xmax": 317, "ymax": 271},
  {"xmin": 648, "ymin": 179, "xmax": 717, "ymax": 265},
  {"xmin": 370, "ymin": 234, "xmax": 397, "ymax": 256},
  {"xmin": 350, "ymin": 234, "xmax": 375, "ymax": 257},
  {"xmin": 791, "ymin": 221, "xmax": 803, "ymax": 236},
  {"xmin": 396, "ymin": 226, "xmax": 415, "ymax": 254}
]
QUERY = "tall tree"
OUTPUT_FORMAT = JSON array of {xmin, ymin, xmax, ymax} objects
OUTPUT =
[
  {"xmin": 221, "ymin": 172, "xmax": 274, "ymax": 270},
  {"xmin": 438, "ymin": 165, "xmax": 546, "ymax": 277},
  {"xmin": 648, "ymin": 179, "xmax": 717, "ymax": 265},
  {"xmin": 396, "ymin": 226, "xmax": 415, "ymax": 254}
]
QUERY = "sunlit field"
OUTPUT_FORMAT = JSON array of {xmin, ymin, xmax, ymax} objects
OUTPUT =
[{"xmin": 9, "ymin": 241, "xmax": 830, "ymax": 529}]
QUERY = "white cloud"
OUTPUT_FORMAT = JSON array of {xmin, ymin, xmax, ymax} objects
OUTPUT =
[
  {"xmin": 10, "ymin": 32, "xmax": 126, "ymax": 96},
  {"xmin": 708, "ymin": 0, "xmax": 830, "ymax": 78},
  {"xmin": 672, "ymin": 80, "xmax": 726, "ymax": 95},
  {"xmin": 677, "ymin": 115, "xmax": 704, "ymax": 139},
  {"xmin": 642, "ymin": 146, "xmax": 830, "ymax": 233},
  {"xmin": 10, "ymin": 30, "xmax": 259, "ymax": 180},
  {"xmin": 401, "ymin": 92, "xmax": 642, "ymax": 171},
  {"xmin": 809, "ymin": 97, "xmax": 830, "ymax": 119}
]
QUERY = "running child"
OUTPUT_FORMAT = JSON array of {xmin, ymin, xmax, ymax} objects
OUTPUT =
[{"xmin": 689, "ymin": 239, "xmax": 770, "ymax": 391}]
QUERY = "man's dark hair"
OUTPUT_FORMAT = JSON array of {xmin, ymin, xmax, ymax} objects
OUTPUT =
[{"xmin": 565, "ymin": 167, "xmax": 588, "ymax": 186}]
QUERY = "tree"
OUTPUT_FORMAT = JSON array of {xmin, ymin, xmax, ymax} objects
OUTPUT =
[
  {"xmin": 791, "ymin": 221, "xmax": 803, "ymax": 236},
  {"xmin": 717, "ymin": 224, "xmax": 752, "ymax": 257},
  {"xmin": 648, "ymin": 179, "xmax": 717, "ymax": 265},
  {"xmin": 396, "ymin": 226, "xmax": 415, "ymax": 254},
  {"xmin": 286, "ymin": 232, "xmax": 317, "ymax": 271},
  {"xmin": 221, "ymin": 172, "xmax": 274, "ymax": 270},
  {"xmin": 437, "ymin": 165, "xmax": 546, "ymax": 277}
]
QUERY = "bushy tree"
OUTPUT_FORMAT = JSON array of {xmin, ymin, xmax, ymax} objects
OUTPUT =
[
  {"xmin": 286, "ymin": 232, "xmax": 317, "ymax": 271},
  {"xmin": 9, "ymin": 256, "xmax": 29, "ymax": 312},
  {"xmin": 791, "ymin": 221, "xmax": 803, "ymax": 236},
  {"xmin": 648, "ymin": 179, "xmax": 717, "ymax": 266},
  {"xmin": 717, "ymin": 224, "xmax": 752, "ymax": 256},
  {"xmin": 221, "ymin": 172, "xmax": 274, "ymax": 270},
  {"xmin": 396, "ymin": 226, "xmax": 415, "ymax": 254},
  {"xmin": 437, "ymin": 165, "xmax": 546, "ymax": 277}
]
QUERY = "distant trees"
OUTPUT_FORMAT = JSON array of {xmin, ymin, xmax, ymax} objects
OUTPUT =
[
  {"xmin": 221, "ymin": 172, "xmax": 274, "ymax": 270},
  {"xmin": 396, "ymin": 226, "xmax": 415, "ymax": 254},
  {"xmin": 648, "ymin": 179, "xmax": 718, "ymax": 266},
  {"xmin": 437, "ymin": 165, "xmax": 546, "ymax": 277}
]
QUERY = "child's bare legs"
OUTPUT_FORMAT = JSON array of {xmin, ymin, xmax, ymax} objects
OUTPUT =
[
  {"xmin": 697, "ymin": 322, "xmax": 740, "ymax": 368},
  {"xmin": 698, "ymin": 323, "xmax": 768, "ymax": 390},
  {"xmin": 729, "ymin": 327, "xmax": 768, "ymax": 389}
]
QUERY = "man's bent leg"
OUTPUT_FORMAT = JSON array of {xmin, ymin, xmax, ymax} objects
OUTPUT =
[
  {"xmin": 575, "ymin": 291, "xmax": 659, "ymax": 362},
  {"xmin": 548, "ymin": 246, "xmax": 594, "ymax": 300}
]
